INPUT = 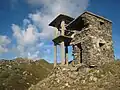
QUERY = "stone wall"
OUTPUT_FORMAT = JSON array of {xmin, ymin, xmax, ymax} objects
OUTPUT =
[{"xmin": 71, "ymin": 12, "xmax": 114, "ymax": 66}]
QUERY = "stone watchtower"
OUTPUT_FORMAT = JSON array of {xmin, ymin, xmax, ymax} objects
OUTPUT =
[{"xmin": 49, "ymin": 11, "xmax": 114, "ymax": 67}]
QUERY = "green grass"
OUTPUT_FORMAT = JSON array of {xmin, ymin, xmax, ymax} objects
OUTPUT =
[{"xmin": 0, "ymin": 58, "xmax": 53, "ymax": 90}]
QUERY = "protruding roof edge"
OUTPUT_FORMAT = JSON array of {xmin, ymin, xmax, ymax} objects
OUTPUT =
[{"xmin": 49, "ymin": 14, "xmax": 74, "ymax": 28}]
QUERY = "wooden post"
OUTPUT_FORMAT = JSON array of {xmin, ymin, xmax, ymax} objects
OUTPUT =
[
  {"xmin": 61, "ymin": 42, "xmax": 65, "ymax": 65},
  {"xmin": 54, "ymin": 44, "xmax": 57, "ymax": 67},
  {"xmin": 65, "ymin": 46, "xmax": 68, "ymax": 66},
  {"xmin": 60, "ymin": 21, "xmax": 66, "ymax": 65},
  {"xmin": 53, "ymin": 28, "xmax": 58, "ymax": 67}
]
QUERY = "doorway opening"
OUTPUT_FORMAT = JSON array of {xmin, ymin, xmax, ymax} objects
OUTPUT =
[{"xmin": 72, "ymin": 43, "xmax": 82, "ymax": 64}]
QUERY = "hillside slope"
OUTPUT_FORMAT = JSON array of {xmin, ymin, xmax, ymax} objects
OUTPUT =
[
  {"xmin": 29, "ymin": 60, "xmax": 120, "ymax": 90},
  {"xmin": 0, "ymin": 58, "xmax": 53, "ymax": 90}
]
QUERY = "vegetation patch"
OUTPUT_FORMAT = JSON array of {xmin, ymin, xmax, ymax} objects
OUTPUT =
[{"xmin": 0, "ymin": 58, "xmax": 53, "ymax": 90}]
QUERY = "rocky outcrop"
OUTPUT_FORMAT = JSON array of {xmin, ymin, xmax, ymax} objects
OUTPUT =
[{"xmin": 29, "ymin": 61, "xmax": 120, "ymax": 90}]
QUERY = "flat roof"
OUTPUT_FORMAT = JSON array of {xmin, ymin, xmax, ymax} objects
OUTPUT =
[
  {"xmin": 66, "ymin": 14, "xmax": 83, "ymax": 30},
  {"xmin": 53, "ymin": 35, "xmax": 72, "ymax": 45},
  {"xmin": 49, "ymin": 14, "xmax": 74, "ymax": 29}
]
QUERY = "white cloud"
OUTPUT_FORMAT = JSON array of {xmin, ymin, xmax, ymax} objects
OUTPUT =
[
  {"xmin": 11, "ymin": 23, "xmax": 42, "ymax": 59},
  {"xmin": 0, "ymin": 35, "xmax": 11, "ymax": 53},
  {"xmin": 28, "ymin": 12, "xmax": 54, "ymax": 39},
  {"xmin": 12, "ymin": 24, "xmax": 39, "ymax": 46},
  {"xmin": 0, "ymin": 35, "xmax": 11, "ymax": 45},
  {"xmin": 23, "ymin": 25, "xmax": 38, "ymax": 45},
  {"xmin": 26, "ymin": 0, "xmax": 88, "ymax": 16},
  {"xmin": 0, "ymin": 46, "xmax": 8, "ymax": 53},
  {"xmin": 10, "ymin": 0, "xmax": 89, "ymax": 60},
  {"xmin": 36, "ymin": 42, "xmax": 44, "ymax": 47},
  {"xmin": 23, "ymin": 19, "xmax": 30, "ymax": 26},
  {"xmin": 29, "ymin": 13, "xmax": 41, "ymax": 24},
  {"xmin": 26, "ymin": 0, "xmax": 89, "ymax": 39},
  {"xmin": 26, "ymin": 0, "xmax": 51, "ymax": 6},
  {"xmin": 28, "ymin": 51, "xmax": 40, "ymax": 60}
]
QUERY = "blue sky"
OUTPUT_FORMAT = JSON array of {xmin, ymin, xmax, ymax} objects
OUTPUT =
[{"xmin": 0, "ymin": 0, "xmax": 120, "ymax": 62}]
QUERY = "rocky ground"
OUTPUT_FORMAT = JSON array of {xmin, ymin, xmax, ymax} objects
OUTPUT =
[{"xmin": 29, "ymin": 60, "xmax": 120, "ymax": 90}]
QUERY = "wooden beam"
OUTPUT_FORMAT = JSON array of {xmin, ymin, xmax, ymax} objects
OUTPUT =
[
  {"xmin": 54, "ymin": 44, "xmax": 57, "ymax": 67},
  {"xmin": 60, "ymin": 21, "xmax": 66, "ymax": 65}
]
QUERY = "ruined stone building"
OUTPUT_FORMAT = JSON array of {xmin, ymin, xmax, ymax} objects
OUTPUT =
[{"xmin": 49, "ymin": 11, "xmax": 114, "ymax": 67}]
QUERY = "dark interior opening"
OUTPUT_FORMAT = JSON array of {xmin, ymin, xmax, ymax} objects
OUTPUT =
[
  {"xmin": 99, "ymin": 43, "xmax": 105, "ymax": 47},
  {"xmin": 77, "ymin": 43, "xmax": 82, "ymax": 63},
  {"xmin": 89, "ymin": 65, "xmax": 97, "ymax": 68},
  {"xmin": 100, "ymin": 21, "xmax": 104, "ymax": 25}
]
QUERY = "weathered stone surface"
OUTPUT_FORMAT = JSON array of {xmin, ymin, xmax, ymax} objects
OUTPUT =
[
  {"xmin": 29, "ymin": 11, "xmax": 116, "ymax": 90},
  {"xmin": 29, "ymin": 65, "xmax": 90, "ymax": 90},
  {"xmin": 71, "ymin": 12, "xmax": 114, "ymax": 67},
  {"xmin": 51, "ymin": 11, "xmax": 114, "ymax": 68},
  {"xmin": 29, "ymin": 61, "xmax": 120, "ymax": 90}
]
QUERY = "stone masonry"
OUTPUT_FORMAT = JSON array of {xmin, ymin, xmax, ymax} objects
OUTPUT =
[{"xmin": 49, "ymin": 11, "xmax": 114, "ymax": 67}]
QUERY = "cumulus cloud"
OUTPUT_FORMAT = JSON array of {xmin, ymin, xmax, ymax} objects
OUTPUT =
[
  {"xmin": 28, "ymin": 12, "xmax": 54, "ymax": 39},
  {"xmin": 26, "ymin": 0, "xmax": 88, "ymax": 16},
  {"xmin": 11, "ymin": 0, "xmax": 89, "ymax": 60},
  {"xmin": 11, "ymin": 23, "xmax": 42, "ymax": 59},
  {"xmin": 0, "ymin": 35, "xmax": 11, "ymax": 53},
  {"xmin": 23, "ymin": 19, "xmax": 30, "ymax": 26},
  {"xmin": 12, "ymin": 24, "xmax": 39, "ymax": 46},
  {"xmin": 27, "ymin": 0, "xmax": 89, "ymax": 39},
  {"xmin": 28, "ymin": 51, "xmax": 40, "ymax": 60}
]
